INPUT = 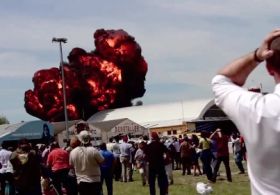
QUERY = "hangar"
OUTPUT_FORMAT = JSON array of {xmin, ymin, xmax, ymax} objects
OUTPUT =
[{"xmin": 87, "ymin": 99, "xmax": 237, "ymax": 137}]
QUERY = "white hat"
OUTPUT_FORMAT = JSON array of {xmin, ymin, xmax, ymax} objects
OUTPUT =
[{"xmin": 78, "ymin": 130, "xmax": 91, "ymax": 145}]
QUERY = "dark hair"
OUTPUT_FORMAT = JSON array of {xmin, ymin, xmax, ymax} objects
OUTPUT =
[
  {"xmin": 267, "ymin": 50, "xmax": 280, "ymax": 71},
  {"xmin": 50, "ymin": 141, "xmax": 59, "ymax": 150},
  {"xmin": 267, "ymin": 37, "xmax": 280, "ymax": 72},
  {"xmin": 18, "ymin": 138, "xmax": 31, "ymax": 152},
  {"xmin": 99, "ymin": 143, "xmax": 107, "ymax": 150},
  {"xmin": 200, "ymin": 131, "xmax": 209, "ymax": 138}
]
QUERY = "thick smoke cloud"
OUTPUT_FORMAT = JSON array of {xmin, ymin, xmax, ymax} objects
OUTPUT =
[{"xmin": 24, "ymin": 29, "xmax": 148, "ymax": 122}]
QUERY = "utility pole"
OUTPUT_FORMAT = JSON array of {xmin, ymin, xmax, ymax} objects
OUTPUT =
[{"xmin": 52, "ymin": 37, "xmax": 69, "ymax": 140}]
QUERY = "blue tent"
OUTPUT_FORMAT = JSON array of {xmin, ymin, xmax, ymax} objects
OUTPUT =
[{"xmin": 0, "ymin": 120, "xmax": 54, "ymax": 143}]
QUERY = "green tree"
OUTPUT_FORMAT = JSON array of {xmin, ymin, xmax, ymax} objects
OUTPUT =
[{"xmin": 0, "ymin": 116, "xmax": 9, "ymax": 125}]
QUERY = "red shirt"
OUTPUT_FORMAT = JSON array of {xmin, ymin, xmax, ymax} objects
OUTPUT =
[
  {"xmin": 215, "ymin": 135, "xmax": 229, "ymax": 157},
  {"xmin": 47, "ymin": 148, "xmax": 70, "ymax": 172}
]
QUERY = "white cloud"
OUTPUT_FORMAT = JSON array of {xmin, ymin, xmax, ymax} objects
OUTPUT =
[{"xmin": 0, "ymin": 0, "xmax": 279, "ymax": 123}]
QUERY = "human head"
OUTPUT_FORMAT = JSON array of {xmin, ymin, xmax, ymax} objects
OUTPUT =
[
  {"xmin": 266, "ymin": 37, "xmax": 280, "ymax": 76},
  {"xmin": 70, "ymin": 135, "xmax": 81, "ymax": 148},
  {"xmin": 78, "ymin": 130, "xmax": 91, "ymax": 146},
  {"xmin": 18, "ymin": 138, "xmax": 31, "ymax": 152},
  {"xmin": 50, "ymin": 141, "xmax": 59, "ymax": 150},
  {"xmin": 151, "ymin": 132, "xmax": 159, "ymax": 141},
  {"xmin": 200, "ymin": 130, "xmax": 209, "ymax": 138},
  {"xmin": 1, "ymin": 142, "xmax": 8, "ymax": 150},
  {"xmin": 109, "ymin": 137, "xmax": 114, "ymax": 143},
  {"xmin": 99, "ymin": 142, "xmax": 107, "ymax": 150},
  {"xmin": 138, "ymin": 141, "xmax": 145, "ymax": 149},
  {"xmin": 122, "ymin": 135, "xmax": 128, "ymax": 143}
]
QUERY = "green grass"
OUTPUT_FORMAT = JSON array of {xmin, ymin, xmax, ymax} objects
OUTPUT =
[{"xmin": 104, "ymin": 160, "xmax": 251, "ymax": 195}]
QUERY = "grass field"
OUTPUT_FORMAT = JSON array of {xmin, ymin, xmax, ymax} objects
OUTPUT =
[{"xmin": 106, "ymin": 160, "xmax": 251, "ymax": 195}]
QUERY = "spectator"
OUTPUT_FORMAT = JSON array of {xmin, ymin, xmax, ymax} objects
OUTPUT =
[
  {"xmin": 119, "ymin": 135, "xmax": 133, "ymax": 182},
  {"xmin": 164, "ymin": 144, "xmax": 174, "ymax": 185},
  {"xmin": 0, "ymin": 142, "xmax": 14, "ymax": 195},
  {"xmin": 70, "ymin": 130, "xmax": 104, "ymax": 195},
  {"xmin": 180, "ymin": 136, "xmax": 192, "ymax": 176},
  {"xmin": 198, "ymin": 131, "xmax": 213, "ymax": 182},
  {"xmin": 111, "ymin": 136, "xmax": 122, "ymax": 182},
  {"xmin": 10, "ymin": 139, "xmax": 41, "ymax": 195},
  {"xmin": 231, "ymin": 134, "xmax": 245, "ymax": 174},
  {"xmin": 210, "ymin": 129, "xmax": 232, "ymax": 182},
  {"xmin": 145, "ymin": 132, "xmax": 168, "ymax": 195},
  {"xmin": 47, "ymin": 141, "xmax": 71, "ymax": 195},
  {"xmin": 99, "ymin": 143, "xmax": 114, "ymax": 195},
  {"xmin": 172, "ymin": 137, "xmax": 181, "ymax": 170},
  {"xmin": 67, "ymin": 135, "xmax": 81, "ymax": 195},
  {"xmin": 134, "ymin": 141, "xmax": 147, "ymax": 186},
  {"xmin": 211, "ymin": 29, "xmax": 280, "ymax": 194},
  {"xmin": 190, "ymin": 134, "xmax": 202, "ymax": 176}
]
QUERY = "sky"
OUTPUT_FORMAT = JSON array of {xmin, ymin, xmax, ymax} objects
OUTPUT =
[{"xmin": 0, "ymin": 0, "xmax": 279, "ymax": 124}]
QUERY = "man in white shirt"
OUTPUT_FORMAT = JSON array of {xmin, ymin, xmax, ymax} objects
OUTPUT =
[
  {"xmin": 231, "ymin": 134, "xmax": 245, "ymax": 174},
  {"xmin": 212, "ymin": 29, "xmax": 280, "ymax": 195},
  {"xmin": 0, "ymin": 143, "xmax": 13, "ymax": 195},
  {"xmin": 70, "ymin": 130, "xmax": 104, "ymax": 195},
  {"xmin": 172, "ymin": 137, "xmax": 181, "ymax": 170}
]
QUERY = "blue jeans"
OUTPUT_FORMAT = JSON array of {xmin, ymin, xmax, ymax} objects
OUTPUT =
[
  {"xmin": 235, "ymin": 151, "xmax": 245, "ymax": 173},
  {"xmin": 101, "ymin": 169, "xmax": 113, "ymax": 195},
  {"xmin": 200, "ymin": 149, "xmax": 213, "ymax": 181}
]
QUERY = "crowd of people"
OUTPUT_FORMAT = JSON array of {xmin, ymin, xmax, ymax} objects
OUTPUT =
[
  {"xmin": 1, "ymin": 28, "xmax": 280, "ymax": 195},
  {"xmin": 0, "ymin": 127, "xmax": 247, "ymax": 195}
]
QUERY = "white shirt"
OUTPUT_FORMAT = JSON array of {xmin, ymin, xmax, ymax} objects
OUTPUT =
[
  {"xmin": 0, "ymin": 149, "xmax": 12, "ymax": 173},
  {"xmin": 212, "ymin": 75, "xmax": 280, "ymax": 195},
  {"xmin": 173, "ymin": 141, "xmax": 180, "ymax": 153},
  {"xmin": 231, "ymin": 137, "xmax": 241, "ymax": 153},
  {"xmin": 119, "ymin": 142, "xmax": 132, "ymax": 157},
  {"xmin": 69, "ymin": 146, "xmax": 104, "ymax": 183}
]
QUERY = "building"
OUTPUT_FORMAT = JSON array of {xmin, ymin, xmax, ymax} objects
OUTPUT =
[
  {"xmin": 0, "ymin": 120, "xmax": 54, "ymax": 146},
  {"xmin": 87, "ymin": 99, "xmax": 237, "ymax": 137},
  {"xmin": 68, "ymin": 118, "xmax": 148, "ymax": 145}
]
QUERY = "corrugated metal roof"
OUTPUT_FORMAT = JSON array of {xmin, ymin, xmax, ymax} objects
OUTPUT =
[{"xmin": 87, "ymin": 99, "xmax": 213, "ymax": 127}]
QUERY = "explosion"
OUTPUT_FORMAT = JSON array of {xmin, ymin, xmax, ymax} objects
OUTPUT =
[{"xmin": 24, "ymin": 29, "xmax": 148, "ymax": 122}]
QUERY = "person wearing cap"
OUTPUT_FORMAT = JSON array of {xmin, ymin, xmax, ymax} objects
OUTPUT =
[
  {"xmin": 212, "ymin": 29, "xmax": 280, "ymax": 194},
  {"xmin": 145, "ymin": 132, "xmax": 168, "ymax": 195},
  {"xmin": 69, "ymin": 130, "xmax": 104, "ymax": 195}
]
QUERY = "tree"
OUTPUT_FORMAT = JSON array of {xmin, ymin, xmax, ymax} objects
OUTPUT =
[{"xmin": 0, "ymin": 116, "xmax": 9, "ymax": 125}]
